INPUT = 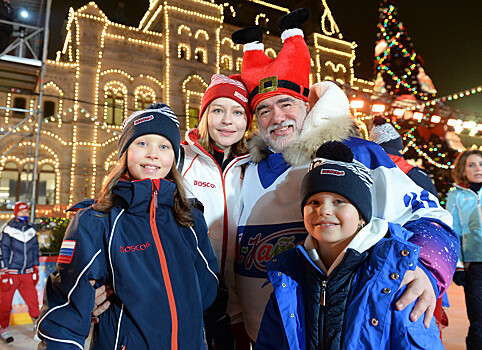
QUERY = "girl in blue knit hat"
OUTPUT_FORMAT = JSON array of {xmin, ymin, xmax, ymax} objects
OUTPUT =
[
  {"xmin": 37, "ymin": 104, "xmax": 218, "ymax": 349},
  {"xmin": 256, "ymin": 141, "xmax": 444, "ymax": 350}
]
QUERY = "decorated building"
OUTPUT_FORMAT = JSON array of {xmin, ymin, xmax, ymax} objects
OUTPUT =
[{"xmin": 0, "ymin": 0, "xmax": 373, "ymax": 213}]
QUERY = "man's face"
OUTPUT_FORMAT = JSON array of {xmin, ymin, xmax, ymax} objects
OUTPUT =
[{"xmin": 255, "ymin": 94, "xmax": 309, "ymax": 153}]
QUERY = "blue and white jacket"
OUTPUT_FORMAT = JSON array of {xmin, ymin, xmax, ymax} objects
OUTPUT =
[
  {"xmin": 38, "ymin": 178, "xmax": 218, "ymax": 349},
  {"xmin": 256, "ymin": 220, "xmax": 444, "ymax": 350},
  {"xmin": 446, "ymin": 184, "xmax": 482, "ymax": 262},
  {"xmin": 236, "ymin": 82, "xmax": 458, "ymax": 340},
  {"xmin": 1, "ymin": 218, "xmax": 39, "ymax": 273}
]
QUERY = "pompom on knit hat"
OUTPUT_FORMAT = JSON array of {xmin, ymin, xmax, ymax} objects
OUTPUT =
[
  {"xmin": 369, "ymin": 115, "xmax": 403, "ymax": 156},
  {"xmin": 301, "ymin": 141, "xmax": 374, "ymax": 224},
  {"xmin": 117, "ymin": 103, "xmax": 181, "ymax": 162},
  {"xmin": 200, "ymin": 74, "xmax": 253, "ymax": 129},
  {"xmin": 14, "ymin": 202, "xmax": 29, "ymax": 217}
]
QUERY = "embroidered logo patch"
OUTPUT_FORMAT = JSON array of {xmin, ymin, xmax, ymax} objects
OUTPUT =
[
  {"xmin": 321, "ymin": 169, "xmax": 345, "ymax": 176},
  {"xmin": 58, "ymin": 240, "xmax": 76, "ymax": 264},
  {"xmin": 234, "ymin": 91, "xmax": 248, "ymax": 103},
  {"xmin": 134, "ymin": 115, "xmax": 154, "ymax": 125}
]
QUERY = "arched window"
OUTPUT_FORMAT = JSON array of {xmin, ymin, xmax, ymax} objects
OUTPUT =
[
  {"xmin": 236, "ymin": 57, "xmax": 243, "ymax": 72},
  {"xmin": 43, "ymin": 101, "xmax": 56, "ymax": 118},
  {"xmin": 134, "ymin": 86, "xmax": 156, "ymax": 111},
  {"xmin": 104, "ymin": 90, "xmax": 124, "ymax": 125},
  {"xmin": 178, "ymin": 44, "xmax": 190, "ymax": 60},
  {"xmin": 0, "ymin": 162, "xmax": 19, "ymax": 206},
  {"xmin": 38, "ymin": 164, "xmax": 56, "ymax": 205},
  {"xmin": 13, "ymin": 97, "xmax": 27, "ymax": 117},
  {"xmin": 221, "ymin": 55, "xmax": 233, "ymax": 70},
  {"xmin": 194, "ymin": 48, "xmax": 207, "ymax": 64},
  {"xmin": 188, "ymin": 108, "xmax": 199, "ymax": 129},
  {"xmin": 19, "ymin": 163, "xmax": 34, "ymax": 203}
]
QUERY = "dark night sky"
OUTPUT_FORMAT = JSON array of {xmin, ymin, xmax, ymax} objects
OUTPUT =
[{"xmin": 47, "ymin": 0, "xmax": 481, "ymax": 114}]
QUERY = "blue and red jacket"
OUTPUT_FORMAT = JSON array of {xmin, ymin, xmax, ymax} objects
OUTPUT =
[{"xmin": 38, "ymin": 178, "xmax": 218, "ymax": 349}]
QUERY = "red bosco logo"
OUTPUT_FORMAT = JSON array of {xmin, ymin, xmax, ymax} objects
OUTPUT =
[
  {"xmin": 120, "ymin": 241, "xmax": 150, "ymax": 253},
  {"xmin": 193, "ymin": 180, "xmax": 216, "ymax": 188}
]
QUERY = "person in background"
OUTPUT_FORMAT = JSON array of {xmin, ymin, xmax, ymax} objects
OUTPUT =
[
  {"xmin": 37, "ymin": 104, "xmax": 218, "ymax": 349},
  {"xmin": 370, "ymin": 115, "xmax": 450, "ymax": 336},
  {"xmin": 446, "ymin": 149, "xmax": 482, "ymax": 350},
  {"xmin": 231, "ymin": 7, "xmax": 458, "ymax": 342},
  {"xmin": 0, "ymin": 0, "xmax": 13, "ymax": 53},
  {"xmin": 180, "ymin": 74, "xmax": 252, "ymax": 349},
  {"xmin": 369, "ymin": 114, "xmax": 438, "ymax": 198},
  {"xmin": 0, "ymin": 202, "xmax": 40, "ymax": 344},
  {"xmin": 256, "ymin": 141, "xmax": 444, "ymax": 349}
]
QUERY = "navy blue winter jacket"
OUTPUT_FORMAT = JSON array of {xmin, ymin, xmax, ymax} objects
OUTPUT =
[
  {"xmin": 38, "ymin": 178, "xmax": 218, "ymax": 349},
  {"xmin": 256, "ymin": 222, "xmax": 444, "ymax": 350},
  {"xmin": 1, "ymin": 219, "xmax": 39, "ymax": 273}
]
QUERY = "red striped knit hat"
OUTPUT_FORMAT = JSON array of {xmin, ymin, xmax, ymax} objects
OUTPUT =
[
  {"xmin": 14, "ymin": 202, "xmax": 29, "ymax": 217},
  {"xmin": 200, "ymin": 74, "xmax": 253, "ymax": 129}
]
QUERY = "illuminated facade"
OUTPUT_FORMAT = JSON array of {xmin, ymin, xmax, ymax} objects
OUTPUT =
[{"xmin": 0, "ymin": 0, "xmax": 373, "ymax": 210}]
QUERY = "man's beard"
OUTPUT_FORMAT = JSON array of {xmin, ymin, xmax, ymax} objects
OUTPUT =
[{"xmin": 260, "ymin": 120, "xmax": 303, "ymax": 153}]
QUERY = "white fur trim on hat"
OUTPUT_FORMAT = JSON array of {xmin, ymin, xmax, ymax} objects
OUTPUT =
[
  {"xmin": 302, "ymin": 81, "xmax": 350, "ymax": 134},
  {"xmin": 244, "ymin": 42, "xmax": 264, "ymax": 52},
  {"xmin": 281, "ymin": 28, "xmax": 304, "ymax": 43}
]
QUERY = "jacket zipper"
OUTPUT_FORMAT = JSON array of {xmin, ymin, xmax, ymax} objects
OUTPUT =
[
  {"xmin": 320, "ymin": 280, "xmax": 327, "ymax": 306},
  {"xmin": 149, "ymin": 180, "xmax": 178, "ymax": 349}
]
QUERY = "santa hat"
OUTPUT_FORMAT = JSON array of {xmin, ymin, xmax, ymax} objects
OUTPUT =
[
  {"xmin": 369, "ymin": 115, "xmax": 403, "ymax": 156},
  {"xmin": 301, "ymin": 141, "xmax": 373, "ymax": 223},
  {"xmin": 200, "ymin": 74, "xmax": 252, "ymax": 129},
  {"xmin": 236, "ymin": 10, "xmax": 311, "ymax": 110},
  {"xmin": 14, "ymin": 202, "xmax": 29, "ymax": 217}
]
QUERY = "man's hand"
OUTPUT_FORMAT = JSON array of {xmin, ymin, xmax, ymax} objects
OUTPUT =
[
  {"xmin": 89, "ymin": 280, "xmax": 114, "ymax": 324},
  {"xmin": 396, "ymin": 266, "xmax": 436, "ymax": 329}
]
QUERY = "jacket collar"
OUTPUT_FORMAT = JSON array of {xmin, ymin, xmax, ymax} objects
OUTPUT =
[
  {"xmin": 248, "ymin": 97, "xmax": 358, "ymax": 166},
  {"xmin": 303, "ymin": 218, "xmax": 388, "ymax": 276},
  {"xmin": 113, "ymin": 178, "xmax": 175, "ymax": 213}
]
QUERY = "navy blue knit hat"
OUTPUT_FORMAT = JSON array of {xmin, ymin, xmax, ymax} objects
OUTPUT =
[
  {"xmin": 301, "ymin": 141, "xmax": 374, "ymax": 223},
  {"xmin": 117, "ymin": 103, "xmax": 181, "ymax": 162}
]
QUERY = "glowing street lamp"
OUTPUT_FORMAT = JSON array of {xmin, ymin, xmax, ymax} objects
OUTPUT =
[
  {"xmin": 393, "ymin": 108, "xmax": 405, "ymax": 117},
  {"xmin": 430, "ymin": 115, "xmax": 441, "ymax": 123},
  {"xmin": 20, "ymin": 10, "xmax": 29, "ymax": 19},
  {"xmin": 371, "ymin": 104, "xmax": 385, "ymax": 113},
  {"xmin": 350, "ymin": 100, "xmax": 364, "ymax": 109},
  {"xmin": 412, "ymin": 112, "xmax": 423, "ymax": 120}
]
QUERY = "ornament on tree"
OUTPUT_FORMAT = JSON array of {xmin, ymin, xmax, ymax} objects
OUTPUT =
[
  {"xmin": 374, "ymin": 39, "xmax": 388, "ymax": 57},
  {"xmin": 373, "ymin": 72, "xmax": 387, "ymax": 94},
  {"xmin": 417, "ymin": 67, "xmax": 437, "ymax": 94},
  {"xmin": 445, "ymin": 131, "xmax": 465, "ymax": 151}
]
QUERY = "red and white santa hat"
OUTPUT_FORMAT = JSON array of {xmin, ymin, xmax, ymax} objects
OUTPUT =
[
  {"xmin": 241, "ymin": 29, "xmax": 311, "ymax": 110},
  {"xmin": 200, "ymin": 74, "xmax": 253, "ymax": 129},
  {"xmin": 14, "ymin": 202, "xmax": 29, "ymax": 217}
]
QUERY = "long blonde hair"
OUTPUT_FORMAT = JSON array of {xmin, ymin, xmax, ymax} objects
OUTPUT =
[
  {"xmin": 196, "ymin": 106, "xmax": 248, "ymax": 156},
  {"xmin": 94, "ymin": 153, "xmax": 193, "ymax": 227}
]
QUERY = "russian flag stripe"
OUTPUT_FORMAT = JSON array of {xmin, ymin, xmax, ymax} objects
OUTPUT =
[{"xmin": 58, "ymin": 240, "xmax": 76, "ymax": 264}]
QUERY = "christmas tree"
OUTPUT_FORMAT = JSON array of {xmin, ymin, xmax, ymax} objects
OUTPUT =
[
  {"xmin": 374, "ymin": 0, "xmax": 437, "ymax": 100},
  {"xmin": 373, "ymin": 0, "xmax": 457, "ymax": 203}
]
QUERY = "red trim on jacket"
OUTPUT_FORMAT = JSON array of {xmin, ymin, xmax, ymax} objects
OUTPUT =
[
  {"xmin": 149, "ymin": 179, "xmax": 178, "ymax": 349},
  {"xmin": 388, "ymin": 154, "xmax": 414, "ymax": 175}
]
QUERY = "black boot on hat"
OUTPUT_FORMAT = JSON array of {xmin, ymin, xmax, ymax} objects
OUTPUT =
[
  {"xmin": 277, "ymin": 8, "xmax": 310, "ymax": 32},
  {"xmin": 232, "ymin": 26, "xmax": 263, "ymax": 45}
]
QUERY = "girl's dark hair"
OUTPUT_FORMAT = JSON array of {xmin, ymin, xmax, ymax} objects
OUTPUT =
[
  {"xmin": 197, "ymin": 106, "xmax": 248, "ymax": 157},
  {"xmin": 452, "ymin": 149, "xmax": 482, "ymax": 185},
  {"xmin": 94, "ymin": 153, "xmax": 193, "ymax": 227}
]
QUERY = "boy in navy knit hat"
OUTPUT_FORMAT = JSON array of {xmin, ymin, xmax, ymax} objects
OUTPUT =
[{"xmin": 256, "ymin": 141, "xmax": 444, "ymax": 349}]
